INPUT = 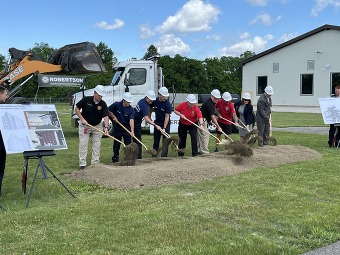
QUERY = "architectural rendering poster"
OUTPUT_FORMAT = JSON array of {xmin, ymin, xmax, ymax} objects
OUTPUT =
[
  {"xmin": 318, "ymin": 98, "xmax": 340, "ymax": 124},
  {"xmin": 0, "ymin": 104, "xmax": 67, "ymax": 154}
]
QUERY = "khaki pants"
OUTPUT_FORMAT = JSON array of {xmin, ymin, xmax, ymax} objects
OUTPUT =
[
  {"xmin": 197, "ymin": 120, "xmax": 210, "ymax": 154},
  {"xmin": 78, "ymin": 123, "xmax": 103, "ymax": 167}
]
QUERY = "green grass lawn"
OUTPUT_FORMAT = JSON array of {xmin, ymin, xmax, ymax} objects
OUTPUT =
[{"xmin": 0, "ymin": 103, "xmax": 339, "ymax": 255}]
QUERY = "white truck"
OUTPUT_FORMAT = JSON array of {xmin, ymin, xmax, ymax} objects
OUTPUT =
[{"xmin": 71, "ymin": 55, "xmax": 180, "ymax": 135}]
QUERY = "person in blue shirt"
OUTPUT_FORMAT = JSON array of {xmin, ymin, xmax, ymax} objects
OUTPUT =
[
  {"xmin": 151, "ymin": 87, "xmax": 172, "ymax": 157},
  {"xmin": 134, "ymin": 90, "xmax": 160, "ymax": 159},
  {"xmin": 108, "ymin": 92, "xmax": 135, "ymax": 163}
]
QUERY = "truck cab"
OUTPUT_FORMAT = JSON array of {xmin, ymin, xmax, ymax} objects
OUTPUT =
[{"xmin": 71, "ymin": 55, "xmax": 166, "ymax": 134}]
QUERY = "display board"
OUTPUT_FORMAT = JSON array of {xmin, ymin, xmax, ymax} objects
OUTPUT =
[
  {"xmin": 0, "ymin": 104, "xmax": 67, "ymax": 154},
  {"xmin": 318, "ymin": 98, "xmax": 340, "ymax": 124}
]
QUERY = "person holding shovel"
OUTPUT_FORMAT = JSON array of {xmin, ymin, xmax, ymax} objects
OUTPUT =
[
  {"xmin": 256, "ymin": 86, "xmax": 274, "ymax": 147},
  {"xmin": 234, "ymin": 92, "xmax": 255, "ymax": 144},
  {"xmin": 198, "ymin": 89, "xmax": 222, "ymax": 154},
  {"xmin": 151, "ymin": 87, "xmax": 172, "ymax": 157},
  {"xmin": 134, "ymin": 90, "xmax": 161, "ymax": 159},
  {"xmin": 174, "ymin": 94, "xmax": 204, "ymax": 157},
  {"xmin": 215, "ymin": 92, "xmax": 238, "ymax": 152},
  {"xmin": 108, "ymin": 92, "xmax": 135, "ymax": 163},
  {"xmin": 74, "ymin": 85, "xmax": 109, "ymax": 170}
]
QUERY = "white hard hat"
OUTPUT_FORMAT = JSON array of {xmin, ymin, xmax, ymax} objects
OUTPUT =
[
  {"xmin": 158, "ymin": 87, "xmax": 169, "ymax": 97},
  {"xmin": 122, "ymin": 92, "xmax": 133, "ymax": 103},
  {"xmin": 264, "ymin": 86, "xmax": 274, "ymax": 95},
  {"xmin": 242, "ymin": 92, "xmax": 251, "ymax": 100},
  {"xmin": 94, "ymin": 85, "xmax": 105, "ymax": 96},
  {"xmin": 145, "ymin": 90, "xmax": 156, "ymax": 100},
  {"xmin": 222, "ymin": 92, "xmax": 232, "ymax": 101},
  {"xmin": 211, "ymin": 89, "xmax": 221, "ymax": 99},
  {"xmin": 186, "ymin": 94, "xmax": 197, "ymax": 104}
]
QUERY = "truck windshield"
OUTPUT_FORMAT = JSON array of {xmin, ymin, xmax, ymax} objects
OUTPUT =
[{"xmin": 110, "ymin": 70, "xmax": 122, "ymax": 85}]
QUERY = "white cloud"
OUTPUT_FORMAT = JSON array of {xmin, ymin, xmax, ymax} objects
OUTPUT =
[
  {"xmin": 247, "ymin": 0, "xmax": 268, "ymax": 6},
  {"xmin": 218, "ymin": 34, "xmax": 273, "ymax": 57},
  {"xmin": 94, "ymin": 19, "xmax": 124, "ymax": 30},
  {"xmin": 311, "ymin": 0, "xmax": 340, "ymax": 17},
  {"xmin": 139, "ymin": 24, "xmax": 156, "ymax": 39},
  {"xmin": 154, "ymin": 34, "xmax": 190, "ymax": 56},
  {"xmin": 156, "ymin": 0, "xmax": 220, "ymax": 33},
  {"xmin": 250, "ymin": 11, "xmax": 278, "ymax": 26},
  {"xmin": 277, "ymin": 32, "xmax": 297, "ymax": 44},
  {"xmin": 240, "ymin": 32, "xmax": 251, "ymax": 40}
]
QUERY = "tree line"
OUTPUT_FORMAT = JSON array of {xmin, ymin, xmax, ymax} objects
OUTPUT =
[{"xmin": 0, "ymin": 42, "xmax": 255, "ymax": 99}]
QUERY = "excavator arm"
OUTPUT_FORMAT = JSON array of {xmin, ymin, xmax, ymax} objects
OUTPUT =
[{"xmin": 0, "ymin": 41, "xmax": 106, "ymax": 85}]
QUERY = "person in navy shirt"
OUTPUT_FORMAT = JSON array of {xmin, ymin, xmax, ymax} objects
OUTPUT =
[
  {"xmin": 134, "ymin": 90, "xmax": 160, "ymax": 159},
  {"xmin": 151, "ymin": 87, "xmax": 172, "ymax": 157},
  {"xmin": 108, "ymin": 92, "xmax": 135, "ymax": 163}
]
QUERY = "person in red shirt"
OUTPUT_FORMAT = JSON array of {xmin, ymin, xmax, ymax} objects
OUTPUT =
[
  {"xmin": 174, "ymin": 94, "xmax": 204, "ymax": 157},
  {"xmin": 215, "ymin": 92, "xmax": 238, "ymax": 152}
]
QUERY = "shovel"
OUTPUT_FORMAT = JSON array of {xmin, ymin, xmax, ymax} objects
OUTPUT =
[
  {"xmin": 87, "ymin": 124, "xmax": 139, "ymax": 165},
  {"xmin": 159, "ymin": 129, "xmax": 186, "ymax": 154},
  {"xmin": 115, "ymin": 120, "xmax": 157, "ymax": 156},
  {"xmin": 184, "ymin": 118, "xmax": 229, "ymax": 146}
]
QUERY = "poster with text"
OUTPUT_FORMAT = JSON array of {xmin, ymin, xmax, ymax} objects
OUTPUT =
[
  {"xmin": 0, "ymin": 104, "xmax": 67, "ymax": 154},
  {"xmin": 318, "ymin": 98, "xmax": 340, "ymax": 124}
]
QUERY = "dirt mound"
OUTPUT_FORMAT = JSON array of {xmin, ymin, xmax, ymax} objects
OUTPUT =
[{"xmin": 66, "ymin": 145, "xmax": 321, "ymax": 189}]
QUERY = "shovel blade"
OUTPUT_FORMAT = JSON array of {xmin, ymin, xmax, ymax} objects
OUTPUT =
[{"xmin": 48, "ymin": 42, "xmax": 106, "ymax": 73}]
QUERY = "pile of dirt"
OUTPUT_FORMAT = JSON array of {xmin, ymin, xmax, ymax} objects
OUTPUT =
[{"xmin": 66, "ymin": 145, "xmax": 322, "ymax": 189}]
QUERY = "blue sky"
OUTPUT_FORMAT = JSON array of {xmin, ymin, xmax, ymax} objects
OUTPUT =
[{"xmin": 1, "ymin": 0, "xmax": 339, "ymax": 62}]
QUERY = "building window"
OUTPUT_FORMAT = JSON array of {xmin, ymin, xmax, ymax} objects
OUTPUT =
[
  {"xmin": 273, "ymin": 63, "xmax": 279, "ymax": 73},
  {"xmin": 307, "ymin": 60, "xmax": 315, "ymax": 71},
  {"xmin": 301, "ymin": 74, "xmax": 313, "ymax": 95},
  {"xmin": 257, "ymin": 76, "xmax": 268, "ymax": 95},
  {"xmin": 331, "ymin": 72, "xmax": 340, "ymax": 95}
]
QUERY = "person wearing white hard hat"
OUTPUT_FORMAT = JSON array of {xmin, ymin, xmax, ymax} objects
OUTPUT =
[
  {"xmin": 151, "ymin": 87, "xmax": 172, "ymax": 157},
  {"xmin": 74, "ymin": 85, "xmax": 109, "ymax": 170},
  {"xmin": 108, "ymin": 92, "xmax": 135, "ymax": 163},
  {"xmin": 174, "ymin": 94, "xmax": 204, "ymax": 157},
  {"xmin": 134, "ymin": 90, "xmax": 160, "ymax": 159},
  {"xmin": 234, "ymin": 92, "xmax": 255, "ymax": 143},
  {"xmin": 197, "ymin": 89, "xmax": 222, "ymax": 154},
  {"xmin": 214, "ymin": 92, "xmax": 238, "ymax": 152},
  {"xmin": 255, "ymin": 86, "xmax": 274, "ymax": 147}
]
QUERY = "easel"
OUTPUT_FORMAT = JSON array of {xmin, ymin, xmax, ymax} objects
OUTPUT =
[{"xmin": 23, "ymin": 150, "xmax": 76, "ymax": 208}]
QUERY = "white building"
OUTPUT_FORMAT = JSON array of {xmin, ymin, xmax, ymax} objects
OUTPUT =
[{"xmin": 242, "ymin": 24, "xmax": 340, "ymax": 107}]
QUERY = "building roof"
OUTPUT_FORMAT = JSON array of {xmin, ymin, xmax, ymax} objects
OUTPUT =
[{"xmin": 241, "ymin": 24, "xmax": 340, "ymax": 65}]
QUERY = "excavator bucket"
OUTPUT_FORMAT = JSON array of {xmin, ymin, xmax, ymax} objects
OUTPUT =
[{"xmin": 47, "ymin": 42, "xmax": 106, "ymax": 73}]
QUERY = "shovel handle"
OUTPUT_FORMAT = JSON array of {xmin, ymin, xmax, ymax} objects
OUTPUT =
[
  {"xmin": 219, "ymin": 116, "xmax": 248, "ymax": 131},
  {"xmin": 115, "ymin": 120, "xmax": 148, "ymax": 150},
  {"xmin": 185, "ymin": 118, "xmax": 221, "ymax": 142},
  {"xmin": 87, "ymin": 123, "xmax": 126, "ymax": 147},
  {"xmin": 159, "ymin": 128, "xmax": 171, "ymax": 138}
]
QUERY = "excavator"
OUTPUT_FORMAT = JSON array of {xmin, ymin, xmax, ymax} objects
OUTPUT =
[{"xmin": 0, "ymin": 41, "xmax": 106, "ymax": 102}]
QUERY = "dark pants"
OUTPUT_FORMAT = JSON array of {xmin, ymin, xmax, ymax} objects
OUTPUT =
[
  {"xmin": 257, "ymin": 119, "xmax": 270, "ymax": 145},
  {"xmin": 153, "ymin": 120, "xmax": 170, "ymax": 157},
  {"xmin": 328, "ymin": 124, "xmax": 340, "ymax": 147},
  {"xmin": 178, "ymin": 122, "xmax": 198, "ymax": 157},
  {"xmin": 0, "ymin": 133, "xmax": 6, "ymax": 194},
  {"xmin": 112, "ymin": 124, "xmax": 132, "ymax": 160},
  {"xmin": 134, "ymin": 119, "xmax": 143, "ymax": 159}
]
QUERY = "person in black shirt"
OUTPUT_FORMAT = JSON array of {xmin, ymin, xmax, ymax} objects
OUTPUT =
[
  {"xmin": 0, "ymin": 85, "xmax": 8, "ymax": 195},
  {"xmin": 197, "ymin": 89, "xmax": 222, "ymax": 154},
  {"xmin": 75, "ymin": 85, "xmax": 109, "ymax": 169}
]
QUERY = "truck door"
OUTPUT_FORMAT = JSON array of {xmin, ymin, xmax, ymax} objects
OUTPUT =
[{"xmin": 124, "ymin": 64, "xmax": 154, "ymax": 105}]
